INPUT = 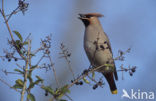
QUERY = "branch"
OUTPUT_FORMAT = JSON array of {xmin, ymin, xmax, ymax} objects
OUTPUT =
[
  {"xmin": 48, "ymin": 54, "xmax": 59, "ymax": 87},
  {"xmin": 68, "ymin": 63, "xmax": 107, "ymax": 88},
  {"xmin": 59, "ymin": 43, "xmax": 75, "ymax": 79},
  {"xmin": 20, "ymin": 40, "xmax": 31, "ymax": 101},
  {"xmin": 0, "ymin": 1, "xmax": 26, "ymax": 60}
]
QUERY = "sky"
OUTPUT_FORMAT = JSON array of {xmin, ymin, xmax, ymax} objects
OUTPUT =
[{"xmin": 0, "ymin": 0, "xmax": 156, "ymax": 101}]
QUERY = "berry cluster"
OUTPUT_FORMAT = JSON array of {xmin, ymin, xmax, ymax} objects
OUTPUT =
[{"xmin": 71, "ymin": 80, "xmax": 83, "ymax": 86}]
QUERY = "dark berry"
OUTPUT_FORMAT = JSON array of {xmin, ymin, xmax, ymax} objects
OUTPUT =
[
  {"xmin": 75, "ymin": 82, "xmax": 79, "ymax": 85},
  {"xmin": 67, "ymin": 53, "xmax": 71, "ymax": 57},
  {"xmin": 14, "ymin": 58, "xmax": 18, "ymax": 61},
  {"xmin": 93, "ymin": 84, "xmax": 98, "ymax": 90},
  {"xmin": 45, "ymin": 91, "xmax": 48, "ymax": 96},
  {"xmin": 129, "ymin": 72, "xmax": 133, "ymax": 76},
  {"xmin": 131, "ymin": 67, "xmax": 136, "ymax": 73},
  {"xmin": 125, "ymin": 69, "xmax": 128, "ymax": 72},
  {"xmin": 79, "ymin": 81, "xmax": 83, "ymax": 85},
  {"xmin": 8, "ymin": 59, "xmax": 11, "ymax": 62},
  {"xmin": 71, "ymin": 80, "xmax": 73, "ymax": 83},
  {"xmin": 98, "ymin": 81, "xmax": 102, "ymax": 86},
  {"xmin": 83, "ymin": 69, "xmax": 89, "ymax": 74}
]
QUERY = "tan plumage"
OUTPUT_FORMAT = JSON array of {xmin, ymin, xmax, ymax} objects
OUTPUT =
[{"xmin": 79, "ymin": 13, "xmax": 118, "ymax": 94}]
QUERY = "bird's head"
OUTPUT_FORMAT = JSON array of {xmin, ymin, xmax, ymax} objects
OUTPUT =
[{"xmin": 78, "ymin": 13, "xmax": 103, "ymax": 27}]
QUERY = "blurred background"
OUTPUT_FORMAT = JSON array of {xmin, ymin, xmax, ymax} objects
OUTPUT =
[{"xmin": 0, "ymin": 0, "xmax": 156, "ymax": 101}]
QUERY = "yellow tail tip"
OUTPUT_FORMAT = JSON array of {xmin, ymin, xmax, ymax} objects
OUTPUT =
[{"xmin": 111, "ymin": 89, "xmax": 118, "ymax": 94}]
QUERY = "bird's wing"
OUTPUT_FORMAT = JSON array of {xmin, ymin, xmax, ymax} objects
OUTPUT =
[
  {"xmin": 103, "ymin": 32, "xmax": 118, "ymax": 80},
  {"xmin": 103, "ymin": 32, "xmax": 113, "ymax": 54}
]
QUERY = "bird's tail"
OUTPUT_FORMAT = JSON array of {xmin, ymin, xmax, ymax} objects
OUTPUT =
[
  {"xmin": 114, "ymin": 65, "xmax": 118, "ymax": 81},
  {"xmin": 103, "ymin": 73, "xmax": 117, "ymax": 94}
]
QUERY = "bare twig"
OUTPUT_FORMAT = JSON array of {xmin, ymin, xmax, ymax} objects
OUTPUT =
[
  {"xmin": 0, "ymin": 77, "xmax": 20, "ymax": 92},
  {"xmin": 27, "ymin": 55, "xmax": 45, "ymax": 71},
  {"xmin": 48, "ymin": 54, "xmax": 59, "ymax": 87},
  {"xmin": 65, "ymin": 94, "xmax": 73, "ymax": 101},
  {"xmin": 36, "ymin": 55, "xmax": 45, "ymax": 66},
  {"xmin": 6, "ymin": 6, "xmax": 19, "ymax": 22},
  {"xmin": 59, "ymin": 43, "xmax": 75, "ymax": 79},
  {"xmin": 2, "ymin": 69, "xmax": 21, "ymax": 75},
  {"xmin": 120, "ymin": 64, "xmax": 124, "ymax": 80},
  {"xmin": 114, "ymin": 48, "xmax": 131, "ymax": 61},
  {"xmin": 87, "ymin": 75, "xmax": 98, "ymax": 85},
  {"xmin": 32, "ymin": 46, "xmax": 43, "ymax": 55},
  {"xmin": 16, "ymin": 63, "xmax": 23, "ymax": 69},
  {"xmin": 23, "ymin": 33, "xmax": 31, "ymax": 43}
]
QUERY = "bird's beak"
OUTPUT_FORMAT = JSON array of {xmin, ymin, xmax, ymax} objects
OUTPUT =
[{"xmin": 78, "ymin": 14, "xmax": 88, "ymax": 20}]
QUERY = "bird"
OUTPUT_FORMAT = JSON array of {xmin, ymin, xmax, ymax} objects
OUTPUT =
[{"xmin": 78, "ymin": 13, "xmax": 118, "ymax": 94}]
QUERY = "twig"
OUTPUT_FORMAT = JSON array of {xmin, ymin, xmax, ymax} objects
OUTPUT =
[
  {"xmin": 20, "ymin": 40, "xmax": 30, "ymax": 101},
  {"xmin": 65, "ymin": 94, "xmax": 73, "ymax": 101},
  {"xmin": 87, "ymin": 75, "xmax": 98, "ymax": 85},
  {"xmin": 48, "ymin": 54, "xmax": 59, "ymax": 87},
  {"xmin": 6, "ymin": 6, "xmax": 19, "ymax": 22},
  {"xmin": 2, "ymin": 0, "xmax": 4, "ymax": 12},
  {"xmin": 36, "ymin": 55, "xmax": 45, "ymax": 66},
  {"xmin": 32, "ymin": 46, "xmax": 43, "ymax": 55},
  {"xmin": 16, "ymin": 63, "xmax": 23, "ymax": 69},
  {"xmin": 64, "ymin": 56, "xmax": 75, "ymax": 79},
  {"xmin": 0, "ymin": 77, "xmax": 20, "ymax": 92},
  {"xmin": 0, "ymin": 2, "xmax": 14, "ymax": 40},
  {"xmin": 27, "ymin": 55, "xmax": 45, "ymax": 71},
  {"xmin": 0, "ymin": 0, "xmax": 26, "ymax": 60},
  {"xmin": 120, "ymin": 64, "xmax": 124, "ymax": 80},
  {"xmin": 114, "ymin": 48, "xmax": 131, "ymax": 61},
  {"xmin": 23, "ymin": 33, "xmax": 31, "ymax": 43},
  {"xmin": 2, "ymin": 69, "xmax": 22, "ymax": 75},
  {"xmin": 60, "ymin": 43, "xmax": 75, "ymax": 79},
  {"xmin": 68, "ymin": 63, "xmax": 108, "ymax": 88}
]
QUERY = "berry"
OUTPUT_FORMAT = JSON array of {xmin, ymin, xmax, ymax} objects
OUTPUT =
[
  {"xmin": 93, "ymin": 84, "xmax": 98, "ymax": 90},
  {"xmin": 83, "ymin": 69, "xmax": 88, "ymax": 74},
  {"xmin": 129, "ymin": 72, "xmax": 133, "ymax": 76},
  {"xmin": 45, "ymin": 91, "xmax": 48, "ymax": 96},
  {"xmin": 79, "ymin": 81, "xmax": 83, "ymax": 85},
  {"xmin": 131, "ymin": 68, "xmax": 136, "ymax": 73},
  {"xmin": 14, "ymin": 58, "xmax": 18, "ymax": 61},
  {"xmin": 8, "ymin": 59, "xmax": 11, "ymax": 62},
  {"xmin": 71, "ymin": 80, "xmax": 73, "ymax": 83},
  {"xmin": 75, "ymin": 82, "xmax": 79, "ymax": 85}
]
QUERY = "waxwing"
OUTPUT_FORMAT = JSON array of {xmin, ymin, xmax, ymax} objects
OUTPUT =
[{"xmin": 79, "ymin": 13, "xmax": 118, "ymax": 94}]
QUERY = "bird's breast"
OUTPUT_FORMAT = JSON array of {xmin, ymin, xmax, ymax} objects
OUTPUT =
[{"xmin": 83, "ymin": 26, "xmax": 113, "ymax": 67}]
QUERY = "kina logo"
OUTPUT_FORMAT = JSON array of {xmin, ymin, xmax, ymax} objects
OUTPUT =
[{"xmin": 121, "ymin": 89, "xmax": 155, "ymax": 100}]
